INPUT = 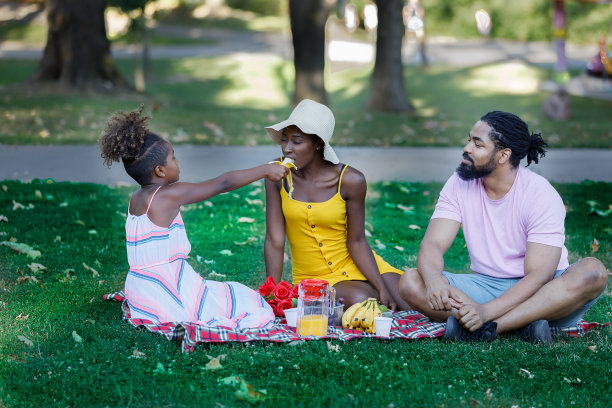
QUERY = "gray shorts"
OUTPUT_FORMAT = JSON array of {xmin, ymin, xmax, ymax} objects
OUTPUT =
[{"xmin": 442, "ymin": 265, "xmax": 602, "ymax": 328}]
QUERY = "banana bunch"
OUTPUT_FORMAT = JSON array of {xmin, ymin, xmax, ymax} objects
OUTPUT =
[
  {"xmin": 341, "ymin": 298, "xmax": 383, "ymax": 333},
  {"xmin": 268, "ymin": 157, "xmax": 297, "ymax": 199}
]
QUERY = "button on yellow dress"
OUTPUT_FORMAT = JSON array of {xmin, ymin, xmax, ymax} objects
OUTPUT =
[{"xmin": 281, "ymin": 165, "xmax": 403, "ymax": 286}]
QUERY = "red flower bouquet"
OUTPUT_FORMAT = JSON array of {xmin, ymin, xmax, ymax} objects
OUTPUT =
[{"xmin": 258, "ymin": 277, "xmax": 298, "ymax": 317}]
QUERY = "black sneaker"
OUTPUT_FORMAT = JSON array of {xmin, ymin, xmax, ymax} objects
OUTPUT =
[
  {"xmin": 443, "ymin": 316, "xmax": 498, "ymax": 342},
  {"xmin": 519, "ymin": 320, "xmax": 552, "ymax": 345}
]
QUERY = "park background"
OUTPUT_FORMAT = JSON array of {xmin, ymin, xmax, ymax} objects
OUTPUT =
[{"xmin": 0, "ymin": 0, "xmax": 611, "ymax": 407}]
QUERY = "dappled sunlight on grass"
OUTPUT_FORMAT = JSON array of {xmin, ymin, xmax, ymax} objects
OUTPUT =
[
  {"xmin": 461, "ymin": 61, "xmax": 544, "ymax": 95},
  {"xmin": 214, "ymin": 54, "xmax": 289, "ymax": 109}
]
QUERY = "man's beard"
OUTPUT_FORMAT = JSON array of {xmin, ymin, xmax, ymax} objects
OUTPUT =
[{"xmin": 456, "ymin": 152, "xmax": 497, "ymax": 180}]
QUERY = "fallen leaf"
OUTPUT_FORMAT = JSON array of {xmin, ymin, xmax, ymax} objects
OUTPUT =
[
  {"xmin": 0, "ymin": 241, "xmax": 41, "ymax": 259},
  {"xmin": 249, "ymin": 188, "xmax": 262, "ymax": 196},
  {"xmin": 365, "ymin": 230, "xmax": 372, "ymax": 237},
  {"xmin": 75, "ymin": 220, "xmax": 85, "ymax": 226},
  {"xmin": 130, "ymin": 349, "xmax": 146, "ymax": 359},
  {"xmin": 408, "ymin": 224, "xmax": 421, "ymax": 230},
  {"xmin": 374, "ymin": 239, "xmax": 385, "ymax": 250},
  {"xmin": 59, "ymin": 202, "xmax": 68, "ymax": 207},
  {"xmin": 12, "ymin": 201, "xmax": 25, "ymax": 210},
  {"xmin": 587, "ymin": 345, "xmax": 597, "ymax": 353},
  {"xmin": 397, "ymin": 204, "xmax": 415, "ymax": 213},
  {"xmin": 219, "ymin": 375, "xmax": 242, "ymax": 386},
  {"xmin": 27, "ymin": 263, "xmax": 46, "ymax": 273},
  {"xmin": 17, "ymin": 335, "xmax": 33, "ymax": 347},
  {"xmin": 204, "ymin": 201, "xmax": 213, "ymax": 207},
  {"xmin": 208, "ymin": 271, "xmax": 227, "ymax": 279},
  {"xmin": 0, "ymin": 215, "xmax": 7, "ymax": 222},
  {"xmin": 204, "ymin": 358, "xmax": 224, "ymax": 370},
  {"xmin": 35, "ymin": 190, "xmax": 42, "ymax": 199},
  {"xmin": 72, "ymin": 331, "xmax": 82, "ymax": 343},
  {"xmin": 591, "ymin": 238, "xmax": 599, "ymax": 254},
  {"xmin": 219, "ymin": 249, "xmax": 233, "ymax": 256},
  {"xmin": 234, "ymin": 237, "xmax": 256, "ymax": 246},
  {"xmin": 82, "ymin": 262, "xmax": 100, "ymax": 277},
  {"xmin": 39, "ymin": 129, "xmax": 50, "ymax": 138},
  {"xmin": 326, "ymin": 341, "xmax": 340, "ymax": 352},
  {"xmin": 88, "ymin": 230, "xmax": 97, "ymax": 235},
  {"xmin": 1, "ymin": 185, "xmax": 6, "ymax": 191},
  {"xmin": 17, "ymin": 275, "xmax": 39, "ymax": 284},
  {"xmin": 237, "ymin": 217, "xmax": 255, "ymax": 223},
  {"xmin": 235, "ymin": 380, "xmax": 267, "ymax": 404},
  {"xmin": 245, "ymin": 198, "xmax": 263, "ymax": 205},
  {"xmin": 518, "ymin": 368, "xmax": 534, "ymax": 379},
  {"xmin": 394, "ymin": 246, "xmax": 404, "ymax": 252}
]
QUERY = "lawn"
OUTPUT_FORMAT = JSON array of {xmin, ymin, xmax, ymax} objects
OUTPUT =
[
  {"xmin": 0, "ymin": 179, "xmax": 610, "ymax": 407},
  {"xmin": 1, "ymin": 55, "xmax": 612, "ymax": 148}
]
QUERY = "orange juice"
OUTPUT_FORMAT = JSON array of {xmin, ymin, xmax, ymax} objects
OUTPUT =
[{"xmin": 296, "ymin": 315, "xmax": 328, "ymax": 336}]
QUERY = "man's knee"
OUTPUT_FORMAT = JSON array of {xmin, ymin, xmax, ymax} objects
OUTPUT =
[
  {"xmin": 399, "ymin": 268, "xmax": 421, "ymax": 302},
  {"xmin": 580, "ymin": 257, "xmax": 608, "ymax": 296},
  {"xmin": 571, "ymin": 257, "xmax": 608, "ymax": 296}
]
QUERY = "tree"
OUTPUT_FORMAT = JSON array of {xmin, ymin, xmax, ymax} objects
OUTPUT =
[
  {"xmin": 366, "ymin": 0, "xmax": 414, "ymax": 113},
  {"xmin": 32, "ymin": 0, "xmax": 130, "ymax": 91},
  {"xmin": 289, "ymin": 0, "xmax": 336, "ymax": 105}
]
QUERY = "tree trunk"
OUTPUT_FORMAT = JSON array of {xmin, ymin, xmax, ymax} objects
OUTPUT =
[
  {"xmin": 289, "ymin": 0, "xmax": 334, "ymax": 105},
  {"xmin": 32, "ymin": 0, "xmax": 130, "ymax": 91},
  {"xmin": 366, "ymin": 0, "xmax": 414, "ymax": 112}
]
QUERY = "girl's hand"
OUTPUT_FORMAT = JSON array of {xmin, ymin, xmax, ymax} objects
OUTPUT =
[{"xmin": 264, "ymin": 163, "xmax": 290, "ymax": 182}]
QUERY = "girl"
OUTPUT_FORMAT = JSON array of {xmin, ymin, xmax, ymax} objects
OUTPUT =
[
  {"xmin": 100, "ymin": 106, "xmax": 288, "ymax": 329},
  {"xmin": 264, "ymin": 99, "xmax": 411, "ymax": 311}
]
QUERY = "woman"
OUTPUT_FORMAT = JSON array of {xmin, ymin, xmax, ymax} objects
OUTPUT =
[{"xmin": 264, "ymin": 99, "xmax": 411, "ymax": 310}]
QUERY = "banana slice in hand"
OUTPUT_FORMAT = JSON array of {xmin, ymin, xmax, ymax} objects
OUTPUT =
[{"xmin": 269, "ymin": 158, "xmax": 298, "ymax": 199}]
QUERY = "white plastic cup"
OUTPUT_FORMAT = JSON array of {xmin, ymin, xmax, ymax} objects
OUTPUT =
[
  {"xmin": 374, "ymin": 316, "xmax": 393, "ymax": 337},
  {"xmin": 284, "ymin": 308, "xmax": 298, "ymax": 327}
]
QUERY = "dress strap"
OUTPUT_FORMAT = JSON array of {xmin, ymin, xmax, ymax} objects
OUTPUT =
[
  {"xmin": 337, "ymin": 164, "xmax": 348, "ymax": 193},
  {"xmin": 146, "ymin": 186, "xmax": 163, "ymax": 214}
]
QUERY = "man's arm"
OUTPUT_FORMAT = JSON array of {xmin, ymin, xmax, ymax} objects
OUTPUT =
[
  {"xmin": 418, "ymin": 218, "xmax": 463, "ymax": 311},
  {"xmin": 457, "ymin": 242, "xmax": 561, "ymax": 330}
]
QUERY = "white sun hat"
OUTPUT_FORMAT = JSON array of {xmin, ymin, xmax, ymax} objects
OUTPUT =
[{"xmin": 265, "ymin": 99, "xmax": 339, "ymax": 164}]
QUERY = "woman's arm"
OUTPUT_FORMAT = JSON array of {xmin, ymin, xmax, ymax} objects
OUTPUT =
[
  {"xmin": 342, "ymin": 167, "xmax": 396, "ymax": 309},
  {"xmin": 264, "ymin": 177, "xmax": 287, "ymax": 284}
]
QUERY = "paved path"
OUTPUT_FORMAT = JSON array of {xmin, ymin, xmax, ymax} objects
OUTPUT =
[{"xmin": 1, "ymin": 145, "xmax": 610, "ymax": 185}]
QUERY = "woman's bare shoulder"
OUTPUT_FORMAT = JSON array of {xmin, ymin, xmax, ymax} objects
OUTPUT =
[{"xmin": 340, "ymin": 164, "xmax": 366, "ymax": 187}]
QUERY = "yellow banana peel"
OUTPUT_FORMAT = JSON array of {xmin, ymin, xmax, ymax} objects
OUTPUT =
[{"xmin": 268, "ymin": 157, "xmax": 297, "ymax": 199}]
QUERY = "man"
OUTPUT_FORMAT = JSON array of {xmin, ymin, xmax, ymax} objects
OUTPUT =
[{"xmin": 399, "ymin": 111, "xmax": 607, "ymax": 344}]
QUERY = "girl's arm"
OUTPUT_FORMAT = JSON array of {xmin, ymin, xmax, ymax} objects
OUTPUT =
[
  {"xmin": 169, "ymin": 164, "xmax": 288, "ymax": 206},
  {"xmin": 264, "ymin": 177, "xmax": 286, "ymax": 284},
  {"xmin": 149, "ymin": 164, "xmax": 288, "ymax": 227},
  {"xmin": 342, "ymin": 167, "xmax": 397, "ymax": 310}
]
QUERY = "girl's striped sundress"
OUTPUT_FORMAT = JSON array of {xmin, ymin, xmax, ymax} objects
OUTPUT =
[{"xmin": 124, "ymin": 202, "xmax": 274, "ymax": 329}]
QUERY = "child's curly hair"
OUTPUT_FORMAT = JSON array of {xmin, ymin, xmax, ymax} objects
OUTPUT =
[{"xmin": 99, "ymin": 106, "xmax": 169, "ymax": 185}]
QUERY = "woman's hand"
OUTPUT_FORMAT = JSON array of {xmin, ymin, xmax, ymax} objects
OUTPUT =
[{"xmin": 378, "ymin": 286, "xmax": 397, "ymax": 312}]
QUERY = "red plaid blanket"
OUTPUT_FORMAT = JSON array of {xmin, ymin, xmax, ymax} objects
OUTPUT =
[{"xmin": 103, "ymin": 291, "xmax": 608, "ymax": 353}]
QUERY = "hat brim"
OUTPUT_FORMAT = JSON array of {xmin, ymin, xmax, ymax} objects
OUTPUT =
[{"xmin": 265, "ymin": 121, "xmax": 339, "ymax": 164}]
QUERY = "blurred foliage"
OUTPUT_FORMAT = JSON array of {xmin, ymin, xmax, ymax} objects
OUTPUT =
[
  {"xmin": 424, "ymin": 0, "xmax": 612, "ymax": 44},
  {"xmin": 226, "ymin": 0, "xmax": 288, "ymax": 16}
]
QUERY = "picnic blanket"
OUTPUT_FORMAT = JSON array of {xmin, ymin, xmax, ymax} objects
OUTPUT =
[{"xmin": 103, "ymin": 291, "xmax": 608, "ymax": 353}]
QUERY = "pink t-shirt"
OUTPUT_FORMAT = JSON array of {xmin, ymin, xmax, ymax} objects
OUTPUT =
[{"xmin": 432, "ymin": 167, "xmax": 569, "ymax": 278}]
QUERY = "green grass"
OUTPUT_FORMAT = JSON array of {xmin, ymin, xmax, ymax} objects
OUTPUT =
[
  {"xmin": 0, "ymin": 179, "xmax": 610, "ymax": 407},
  {"xmin": 1, "ymin": 56, "xmax": 612, "ymax": 148}
]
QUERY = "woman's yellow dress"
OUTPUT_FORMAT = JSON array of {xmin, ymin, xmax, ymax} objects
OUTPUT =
[{"xmin": 281, "ymin": 165, "xmax": 403, "ymax": 286}]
